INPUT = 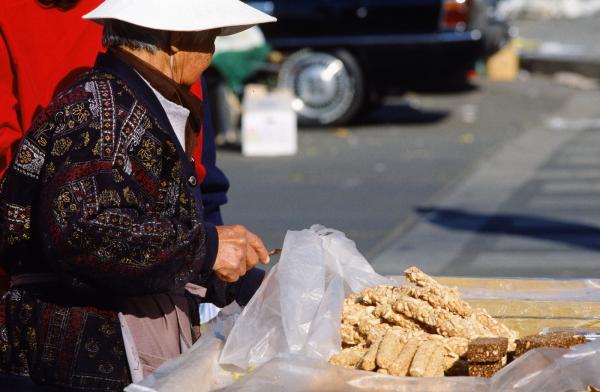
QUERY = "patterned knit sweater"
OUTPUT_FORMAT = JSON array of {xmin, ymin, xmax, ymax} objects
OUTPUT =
[{"xmin": 0, "ymin": 53, "xmax": 228, "ymax": 390}]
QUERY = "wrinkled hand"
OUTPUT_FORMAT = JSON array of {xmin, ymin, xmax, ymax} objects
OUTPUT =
[{"xmin": 213, "ymin": 225, "xmax": 269, "ymax": 282}]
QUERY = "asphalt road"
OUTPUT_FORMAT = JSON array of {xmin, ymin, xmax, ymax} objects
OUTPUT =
[{"xmin": 216, "ymin": 75, "xmax": 600, "ymax": 278}]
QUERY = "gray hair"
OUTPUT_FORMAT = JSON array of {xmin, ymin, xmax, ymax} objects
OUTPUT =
[{"xmin": 102, "ymin": 20, "xmax": 170, "ymax": 52}]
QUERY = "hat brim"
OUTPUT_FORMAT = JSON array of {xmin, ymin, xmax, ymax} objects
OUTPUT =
[{"xmin": 83, "ymin": 0, "xmax": 276, "ymax": 35}]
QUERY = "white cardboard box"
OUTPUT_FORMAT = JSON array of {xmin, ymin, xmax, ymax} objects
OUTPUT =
[{"xmin": 241, "ymin": 86, "xmax": 297, "ymax": 157}]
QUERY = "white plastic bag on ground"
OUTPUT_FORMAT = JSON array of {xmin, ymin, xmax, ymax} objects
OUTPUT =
[{"xmin": 220, "ymin": 225, "xmax": 391, "ymax": 368}]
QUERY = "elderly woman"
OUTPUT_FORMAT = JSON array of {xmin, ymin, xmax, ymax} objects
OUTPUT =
[
  {"xmin": 0, "ymin": 0, "xmax": 275, "ymax": 390},
  {"xmin": 0, "ymin": 0, "xmax": 232, "ymax": 295}
]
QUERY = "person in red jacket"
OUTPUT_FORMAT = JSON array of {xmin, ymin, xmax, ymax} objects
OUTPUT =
[
  {"xmin": 0, "ymin": 0, "xmax": 102, "ymax": 176},
  {"xmin": 0, "ymin": 0, "xmax": 232, "ymax": 294}
]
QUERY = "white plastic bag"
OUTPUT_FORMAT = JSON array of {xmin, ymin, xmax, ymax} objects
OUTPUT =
[
  {"xmin": 126, "ymin": 226, "xmax": 600, "ymax": 392},
  {"xmin": 220, "ymin": 225, "xmax": 391, "ymax": 368}
]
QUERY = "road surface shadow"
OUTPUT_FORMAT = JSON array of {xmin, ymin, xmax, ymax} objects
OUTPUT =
[
  {"xmin": 416, "ymin": 207, "xmax": 600, "ymax": 252},
  {"xmin": 216, "ymin": 141, "xmax": 242, "ymax": 152},
  {"xmin": 215, "ymin": 99, "xmax": 450, "ymax": 138},
  {"xmin": 409, "ymin": 80, "xmax": 480, "ymax": 95},
  {"xmin": 356, "ymin": 102, "xmax": 449, "ymax": 126}
]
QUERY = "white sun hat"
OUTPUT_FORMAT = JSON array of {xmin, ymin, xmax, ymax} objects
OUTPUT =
[{"xmin": 83, "ymin": 0, "xmax": 276, "ymax": 36}]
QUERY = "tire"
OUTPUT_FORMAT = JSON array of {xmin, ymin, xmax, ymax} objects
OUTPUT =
[{"xmin": 278, "ymin": 49, "xmax": 365, "ymax": 126}]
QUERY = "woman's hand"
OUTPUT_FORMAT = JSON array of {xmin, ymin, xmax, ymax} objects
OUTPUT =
[{"xmin": 213, "ymin": 225, "xmax": 269, "ymax": 282}]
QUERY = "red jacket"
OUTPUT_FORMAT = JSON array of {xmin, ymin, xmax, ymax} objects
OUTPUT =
[
  {"xmin": 0, "ymin": 0, "xmax": 214, "ymax": 291},
  {"xmin": 0, "ymin": 0, "xmax": 101, "ymax": 176}
]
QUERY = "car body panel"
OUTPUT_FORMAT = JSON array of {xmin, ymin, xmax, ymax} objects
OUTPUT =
[
  {"xmin": 357, "ymin": 0, "xmax": 442, "ymax": 34},
  {"xmin": 254, "ymin": 0, "xmax": 506, "ymax": 79},
  {"xmin": 244, "ymin": 0, "xmax": 509, "ymax": 124},
  {"xmin": 256, "ymin": 0, "xmax": 361, "ymax": 37}
]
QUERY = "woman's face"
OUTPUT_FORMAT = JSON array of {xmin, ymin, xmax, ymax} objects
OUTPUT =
[{"xmin": 170, "ymin": 29, "xmax": 220, "ymax": 86}]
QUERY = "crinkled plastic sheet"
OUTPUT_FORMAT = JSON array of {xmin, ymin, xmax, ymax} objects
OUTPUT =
[
  {"xmin": 127, "ymin": 340, "xmax": 600, "ymax": 392},
  {"xmin": 216, "ymin": 355, "xmax": 488, "ymax": 392},
  {"xmin": 216, "ymin": 341, "xmax": 600, "ymax": 392},
  {"xmin": 125, "ymin": 226, "xmax": 600, "ymax": 392}
]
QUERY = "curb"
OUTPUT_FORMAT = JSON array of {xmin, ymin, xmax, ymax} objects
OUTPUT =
[{"xmin": 520, "ymin": 51, "xmax": 600, "ymax": 79}]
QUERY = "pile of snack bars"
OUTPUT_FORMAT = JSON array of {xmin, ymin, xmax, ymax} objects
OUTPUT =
[{"xmin": 329, "ymin": 266, "xmax": 586, "ymax": 377}]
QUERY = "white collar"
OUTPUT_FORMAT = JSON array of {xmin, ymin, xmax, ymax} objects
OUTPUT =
[{"xmin": 138, "ymin": 74, "xmax": 190, "ymax": 152}]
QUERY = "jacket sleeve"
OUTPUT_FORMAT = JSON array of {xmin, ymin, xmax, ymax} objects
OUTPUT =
[
  {"xmin": 197, "ymin": 267, "xmax": 265, "ymax": 307},
  {"xmin": 200, "ymin": 77, "xmax": 230, "ymax": 226},
  {"xmin": 0, "ymin": 28, "xmax": 24, "ymax": 180},
  {"xmin": 37, "ymin": 141, "xmax": 219, "ymax": 297}
]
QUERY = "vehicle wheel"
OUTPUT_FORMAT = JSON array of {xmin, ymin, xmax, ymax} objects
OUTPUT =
[{"xmin": 278, "ymin": 49, "xmax": 365, "ymax": 126}]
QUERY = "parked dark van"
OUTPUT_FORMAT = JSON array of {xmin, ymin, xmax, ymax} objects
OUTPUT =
[{"xmin": 248, "ymin": 0, "xmax": 510, "ymax": 125}]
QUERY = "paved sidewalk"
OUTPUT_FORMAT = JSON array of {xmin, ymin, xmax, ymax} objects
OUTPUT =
[
  {"xmin": 516, "ymin": 16, "xmax": 600, "ymax": 78},
  {"xmin": 372, "ymin": 89, "xmax": 600, "ymax": 279}
]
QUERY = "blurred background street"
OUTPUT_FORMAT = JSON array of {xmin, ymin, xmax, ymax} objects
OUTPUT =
[{"xmin": 215, "ymin": 0, "xmax": 600, "ymax": 279}]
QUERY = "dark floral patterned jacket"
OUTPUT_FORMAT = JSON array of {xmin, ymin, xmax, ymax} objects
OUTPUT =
[{"xmin": 0, "ymin": 53, "xmax": 260, "ymax": 391}]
